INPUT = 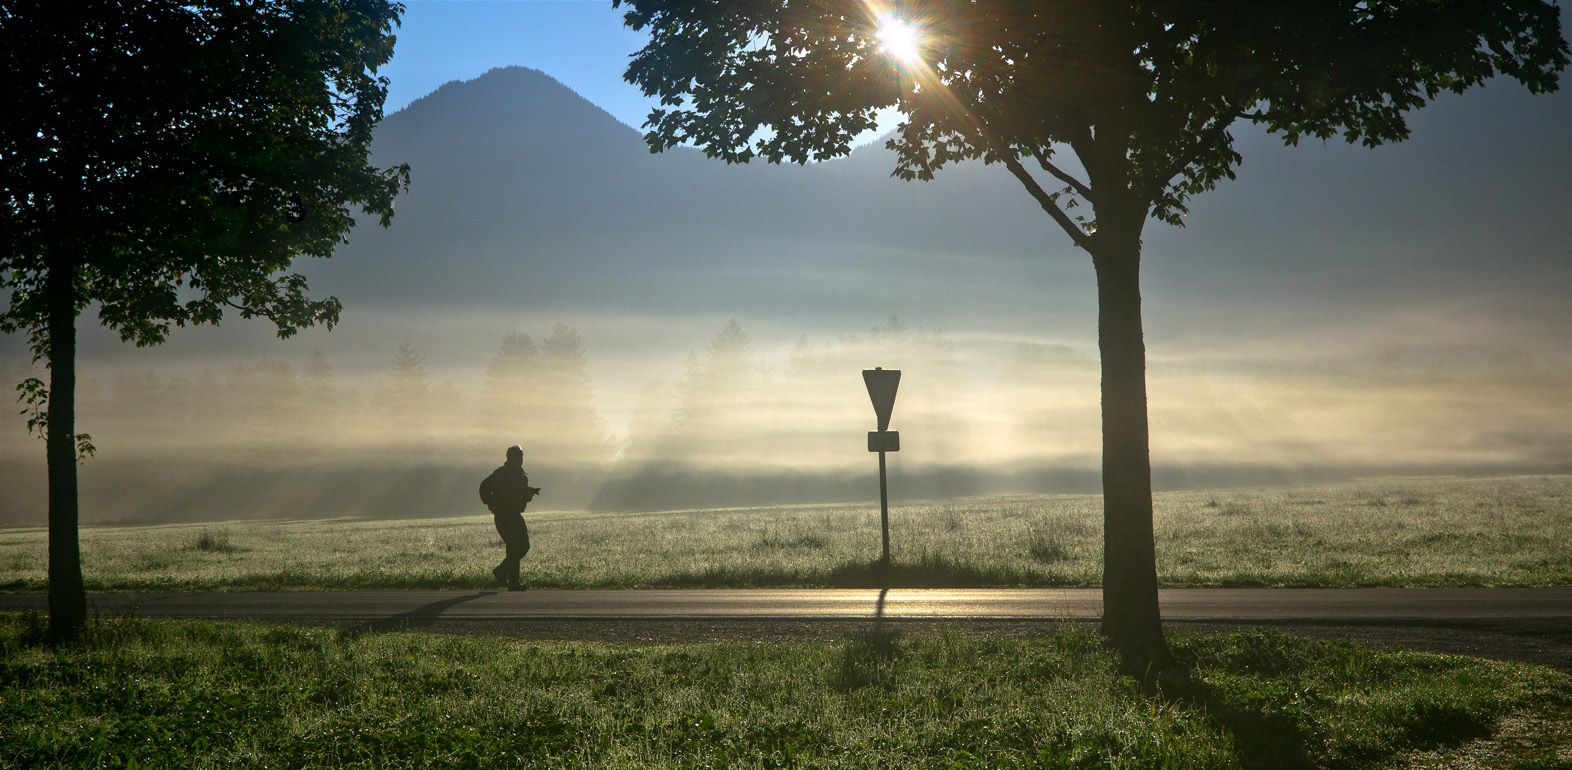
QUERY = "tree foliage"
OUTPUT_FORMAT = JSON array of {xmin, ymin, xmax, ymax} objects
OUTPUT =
[
  {"xmin": 0, "ymin": 0, "xmax": 409, "ymax": 639},
  {"xmin": 1, "ymin": 0, "xmax": 410, "ymax": 352},
  {"xmin": 621, "ymin": 1, "xmax": 1565, "ymax": 238}
]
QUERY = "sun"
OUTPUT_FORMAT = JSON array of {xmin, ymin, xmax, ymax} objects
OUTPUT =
[{"xmin": 876, "ymin": 15, "xmax": 924, "ymax": 67}]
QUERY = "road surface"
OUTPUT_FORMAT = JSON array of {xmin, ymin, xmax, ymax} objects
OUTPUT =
[{"xmin": 2, "ymin": 587, "xmax": 1569, "ymax": 623}]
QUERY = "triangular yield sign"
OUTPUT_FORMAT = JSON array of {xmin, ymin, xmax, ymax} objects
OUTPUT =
[{"xmin": 863, "ymin": 368, "xmax": 900, "ymax": 431}]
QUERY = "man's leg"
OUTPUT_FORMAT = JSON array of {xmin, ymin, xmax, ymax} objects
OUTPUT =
[
  {"xmin": 493, "ymin": 514, "xmax": 518, "ymax": 586},
  {"xmin": 498, "ymin": 513, "xmax": 530, "ymax": 587},
  {"xmin": 507, "ymin": 517, "xmax": 530, "ymax": 585}
]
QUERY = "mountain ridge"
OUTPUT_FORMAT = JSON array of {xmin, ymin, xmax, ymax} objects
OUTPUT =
[{"xmin": 313, "ymin": 65, "xmax": 1068, "ymax": 326}]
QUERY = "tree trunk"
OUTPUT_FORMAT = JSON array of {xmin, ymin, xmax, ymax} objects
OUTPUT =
[
  {"xmin": 1092, "ymin": 235, "xmax": 1171, "ymax": 668},
  {"xmin": 46, "ymin": 255, "xmax": 85, "ymax": 641}
]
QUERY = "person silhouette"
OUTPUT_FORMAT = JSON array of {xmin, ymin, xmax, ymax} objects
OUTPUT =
[{"xmin": 478, "ymin": 445, "xmax": 540, "ymax": 590}]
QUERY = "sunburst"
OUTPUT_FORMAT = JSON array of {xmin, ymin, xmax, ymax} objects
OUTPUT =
[{"xmin": 876, "ymin": 15, "xmax": 924, "ymax": 67}]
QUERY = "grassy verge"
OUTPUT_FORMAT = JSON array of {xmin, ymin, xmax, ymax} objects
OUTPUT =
[
  {"xmin": 3, "ymin": 613, "xmax": 1570, "ymax": 769},
  {"xmin": 1, "ymin": 475, "xmax": 1569, "ymax": 591}
]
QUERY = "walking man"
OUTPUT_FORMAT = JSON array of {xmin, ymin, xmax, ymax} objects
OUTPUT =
[{"xmin": 479, "ymin": 445, "xmax": 540, "ymax": 590}]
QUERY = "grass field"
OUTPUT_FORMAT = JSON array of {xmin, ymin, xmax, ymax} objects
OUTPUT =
[
  {"xmin": 3, "ymin": 613, "xmax": 1570, "ymax": 769},
  {"xmin": 1, "ymin": 475, "xmax": 1569, "ymax": 591}
]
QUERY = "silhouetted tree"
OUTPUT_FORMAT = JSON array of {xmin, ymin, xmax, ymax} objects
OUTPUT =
[
  {"xmin": 675, "ymin": 320, "xmax": 768, "ymax": 455},
  {"xmin": 376, "ymin": 340, "xmax": 434, "ymax": 448},
  {"xmin": 477, "ymin": 325, "xmax": 612, "ymax": 487},
  {"xmin": 475, "ymin": 331, "xmax": 540, "ymax": 450},
  {"xmin": 158, "ymin": 375, "xmax": 207, "ymax": 434},
  {"xmin": 339, "ymin": 386, "xmax": 371, "ymax": 428},
  {"xmin": 389, "ymin": 341, "xmax": 430, "ymax": 394},
  {"xmin": 537, "ymin": 323, "xmax": 611, "ymax": 467},
  {"xmin": 112, "ymin": 370, "xmax": 164, "ymax": 421},
  {"xmin": 224, "ymin": 358, "xmax": 302, "ymax": 457},
  {"xmin": 0, "ymin": 0, "xmax": 408, "ymax": 637},
  {"xmin": 618, "ymin": 0, "xmax": 1568, "ymax": 665},
  {"xmin": 302, "ymin": 349, "xmax": 336, "ymax": 405}
]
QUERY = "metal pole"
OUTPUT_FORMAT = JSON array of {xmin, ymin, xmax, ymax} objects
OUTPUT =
[{"xmin": 879, "ymin": 449, "xmax": 890, "ymax": 563}]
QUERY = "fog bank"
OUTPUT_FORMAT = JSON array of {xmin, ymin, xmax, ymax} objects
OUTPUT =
[{"xmin": 4, "ymin": 315, "xmax": 1566, "ymax": 526}]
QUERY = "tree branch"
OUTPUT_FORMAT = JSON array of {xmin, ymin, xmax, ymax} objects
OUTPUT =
[
  {"xmin": 221, "ymin": 297, "xmax": 277, "ymax": 323},
  {"xmin": 1030, "ymin": 149, "xmax": 1094, "ymax": 202},
  {"xmin": 925, "ymin": 76, "xmax": 1095, "ymax": 252},
  {"xmin": 1147, "ymin": 111, "xmax": 1242, "ymax": 202},
  {"xmin": 999, "ymin": 152, "xmax": 1094, "ymax": 252}
]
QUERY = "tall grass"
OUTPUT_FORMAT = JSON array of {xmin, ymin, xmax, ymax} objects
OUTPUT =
[
  {"xmin": 2, "ymin": 613, "xmax": 1569, "ymax": 768},
  {"xmin": 1, "ymin": 475, "xmax": 1568, "ymax": 591}
]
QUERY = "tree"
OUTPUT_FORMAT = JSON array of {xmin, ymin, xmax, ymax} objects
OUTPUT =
[
  {"xmin": 675, "ymin": 319, "xmax": 768, "ymax": 454},
  {"xmin": 0, "ymin": 0, "xmax": 409, "ymax": 639},
  {"xmin": 223, "ymin": 357, "xmax": 302, "ymax": 457},
  {"xmin": 302, "ymin": 349, "xmax": 337, "ymax": 407},
  {"xmin": 617, "ymin": 0, "xmax": 1567, "ymax": 665},
  {"xmin": 475, "ymin": 331, "xmax": 540, "ymax": 450},
  {"xmin": 537, "ymin": 323, "xmax": 611, "ymax": 468},
  {"xmin": 378, "ymin": 339, "xmax": 434, "ymax": 447}
]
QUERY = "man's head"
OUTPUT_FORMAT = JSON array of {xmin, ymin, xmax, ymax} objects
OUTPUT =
[{"xmin": 505, "ymin": 445, "xmax": 523, "ymax": 466}]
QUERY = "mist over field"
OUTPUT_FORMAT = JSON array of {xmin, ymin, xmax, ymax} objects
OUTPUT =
[
  {"xmin": 2, "ymin": 66, "xmax": 1568, "ymax": 526},
  {"xmin": 3, "ymin": 314, "xmax": 1567, "ymax": 525}
]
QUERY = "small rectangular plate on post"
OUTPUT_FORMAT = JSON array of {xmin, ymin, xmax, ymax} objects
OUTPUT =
[{"xmin": 868, "ymin": 430, "xmax": 900, "ymax": 452}]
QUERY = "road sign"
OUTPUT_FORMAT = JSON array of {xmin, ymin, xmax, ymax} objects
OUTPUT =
[
  {"xmin": 863, "ymin": 367, "xmax": 901, "ymax": 565},
  {"xmin": 863, "ymin": 368, "xmax": 900, "ymax": 431},
  {"xmin": 868, "ymin": 430, "xmax": 900, "ymax": 452}
]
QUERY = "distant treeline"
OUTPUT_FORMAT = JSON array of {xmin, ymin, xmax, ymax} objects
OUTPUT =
[
  {"xmin": 0, "ymin": 318, "xmax": 1021, "ymax": 523},
  {"xmin": 3, "ymin": 317, "xmax": 1568, "ymax": 525}
]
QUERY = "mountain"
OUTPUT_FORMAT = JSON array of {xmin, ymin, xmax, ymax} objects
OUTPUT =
[{"xmin": 310, "ymin": 66, "xmax": 1079, "ymax": 328}]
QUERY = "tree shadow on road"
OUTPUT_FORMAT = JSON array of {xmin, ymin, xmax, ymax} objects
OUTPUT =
[{"xmin": 335, "ymin": 591, "xmax": 494, "ymax": 642}]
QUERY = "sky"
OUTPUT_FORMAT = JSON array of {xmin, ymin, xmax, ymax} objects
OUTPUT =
[
  {"xmin": 382, "ymin": 1, "xmax": 660, "ymax": 131},
  {"xmin": 379, "ymin": 0, "xmax": 900, "ymax": 145}
]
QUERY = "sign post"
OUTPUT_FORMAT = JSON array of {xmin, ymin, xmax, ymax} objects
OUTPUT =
[{"xmin": 863, "ymin": 367, "xmax": 901, "ymax": 564}]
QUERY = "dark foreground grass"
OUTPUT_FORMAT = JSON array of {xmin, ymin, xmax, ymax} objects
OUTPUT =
[{"xmin": 3, "ymin": 614, "xmax": 1570, "ymax": 769}]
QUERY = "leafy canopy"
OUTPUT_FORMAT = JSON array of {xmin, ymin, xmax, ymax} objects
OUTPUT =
[
  {"xmin": 0, "ymin": 0, "xmax": 410, "ymax": 353},
  {"xmin": 620, "ymin": 1, "xmax": 1566, "ymax": 243}
]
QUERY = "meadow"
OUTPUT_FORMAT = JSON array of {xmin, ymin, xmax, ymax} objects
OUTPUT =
[
  {"xmin": 3, "ymin": 613, "xmax": 1570, "ymax": 769},
  {"xmin": 1, "ymin": 475, "xmax": 1568, "ymax": 592}
]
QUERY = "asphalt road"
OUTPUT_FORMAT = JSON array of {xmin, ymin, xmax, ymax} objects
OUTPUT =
[{"xmin": 2, "ymin": 587, "xmax": 1570, "ymax": 623}]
